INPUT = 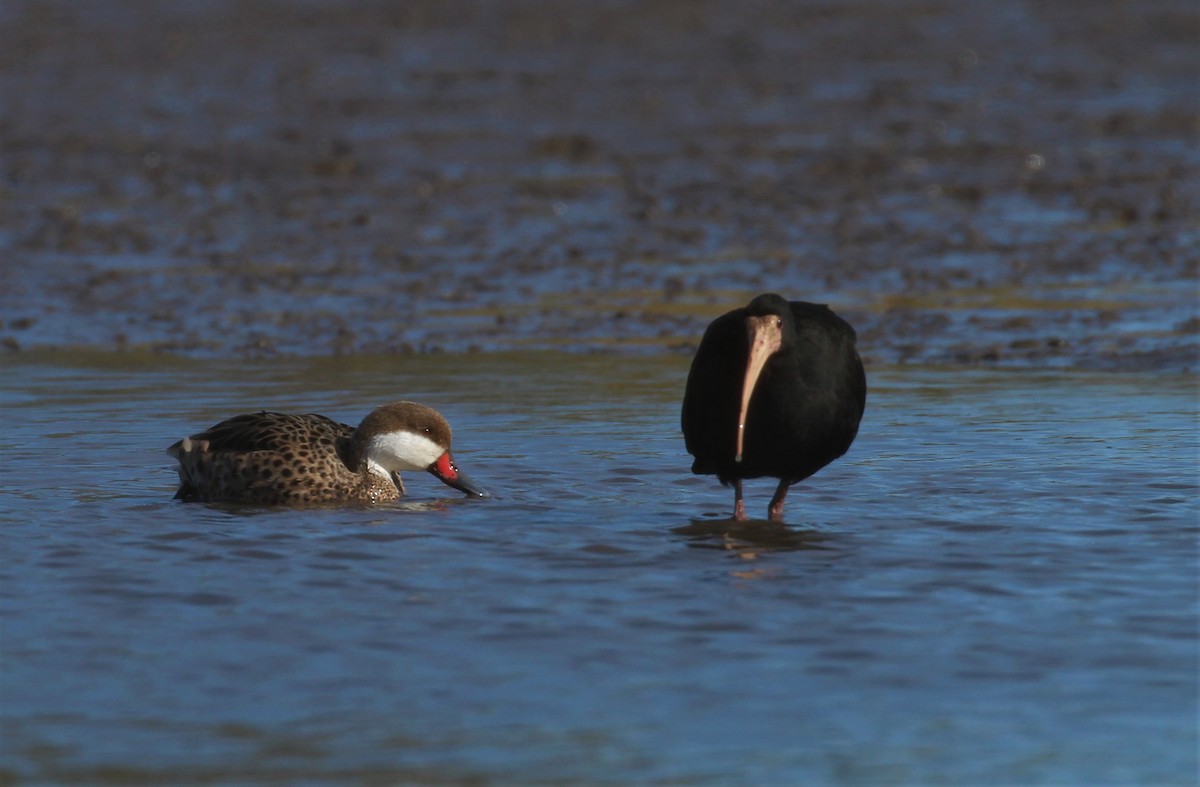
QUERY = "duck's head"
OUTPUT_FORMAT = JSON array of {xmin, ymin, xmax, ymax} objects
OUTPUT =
[{"xmin": 354, "ymin": 401, "xmax": 488, "ymax": 498}]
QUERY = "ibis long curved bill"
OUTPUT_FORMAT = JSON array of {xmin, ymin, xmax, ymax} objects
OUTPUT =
[{"xmin": 736, "ymin": 313, "xmax": 783, "ymax": 463}]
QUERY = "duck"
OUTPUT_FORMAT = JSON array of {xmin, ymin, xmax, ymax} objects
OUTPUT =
[
  {"xmin": 168, "ymin": 401, "xmax": 487, "ymax": 505},
  {"xmin": 682, "ymin": 293, "xmax": 866, "ymax": 522}
]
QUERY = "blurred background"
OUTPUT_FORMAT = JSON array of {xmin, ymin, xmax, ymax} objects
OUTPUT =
[{"xmin": 2, "ymin": 0, "xmax": 1196, "ymax": 369}]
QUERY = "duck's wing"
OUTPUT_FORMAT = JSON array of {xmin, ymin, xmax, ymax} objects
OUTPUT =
[{"xmin": 168, "ymin": 412, "xmax": 355, "ymax": 457}]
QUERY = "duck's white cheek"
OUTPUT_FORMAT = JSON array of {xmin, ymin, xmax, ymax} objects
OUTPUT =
[{"xmin": 367, "ymin": 431, "xmax": 443, "ymax": 472}]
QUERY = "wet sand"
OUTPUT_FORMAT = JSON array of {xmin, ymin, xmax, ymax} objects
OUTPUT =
[{"xmin": 1, "ymin": 0, "xmax": 1197, "ymax": 370}]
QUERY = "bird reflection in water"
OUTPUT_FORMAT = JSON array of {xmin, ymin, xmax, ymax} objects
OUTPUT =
[{"xmin": 671, "ymin": 517, "xmax": 839, "ymax": 558}]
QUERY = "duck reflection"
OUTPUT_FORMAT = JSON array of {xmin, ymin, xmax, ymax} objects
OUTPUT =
[{"xmin": 191, "ymin": 497, "xmax": 464, "ymax": 517}]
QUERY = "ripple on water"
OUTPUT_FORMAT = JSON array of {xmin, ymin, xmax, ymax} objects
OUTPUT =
[{"xmin": 0, "ymin": 357, "xmax": 1196, "ymax": 785}]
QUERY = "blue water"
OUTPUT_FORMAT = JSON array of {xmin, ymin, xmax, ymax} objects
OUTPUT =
[{"xmin": 1, "ymin": 353, "xmax": 1196, "ymax": 784}]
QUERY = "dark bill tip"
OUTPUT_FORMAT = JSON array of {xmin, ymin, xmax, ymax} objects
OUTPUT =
[{"xmin": 428, "ymin": 453, "xmax": 489, "ymax": 498}]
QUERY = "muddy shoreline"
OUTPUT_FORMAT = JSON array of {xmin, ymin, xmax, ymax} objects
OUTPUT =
[{"xmin": 2, "ymin": 1, "xmax": 1196, "ymax": 371}]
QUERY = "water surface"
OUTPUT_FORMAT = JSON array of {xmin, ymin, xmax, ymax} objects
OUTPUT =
[{"xmin": 1, "ymin": 353, "xmax": 1196, "ymax": 784}]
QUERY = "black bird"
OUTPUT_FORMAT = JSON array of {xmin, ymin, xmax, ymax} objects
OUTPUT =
[{"xmin": 682, "ymin": 293, "xmax": 866, "ymax": 522}]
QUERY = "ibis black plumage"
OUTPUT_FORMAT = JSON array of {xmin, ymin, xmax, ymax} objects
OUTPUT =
[{"xmin": 681, "ymin": 293, "xmax": 866, "ymax": 522}]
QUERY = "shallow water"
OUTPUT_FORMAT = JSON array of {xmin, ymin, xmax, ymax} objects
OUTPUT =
[{"xmin": 1, "ymin": 352, "xmax": 1196, "ymax": 784}]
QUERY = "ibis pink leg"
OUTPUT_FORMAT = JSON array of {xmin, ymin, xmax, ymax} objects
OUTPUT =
[
  {"xmin": 733, "ymin": 479, "xmax": 748, "ymax": 521},
  {"xmin": 767, "ymin": 480, "xmax": 790, "ymax": 522}
]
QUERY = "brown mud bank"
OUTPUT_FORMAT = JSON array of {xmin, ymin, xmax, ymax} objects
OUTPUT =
[{"xmin": 1, "ymin": 1, "xmax": 1196, "ymax": 371}]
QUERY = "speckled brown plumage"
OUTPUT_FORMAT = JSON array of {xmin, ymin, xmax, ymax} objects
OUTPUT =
[{"xmin": 167, "ymin": 401, "xmax": 480, "ymax": 505}]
